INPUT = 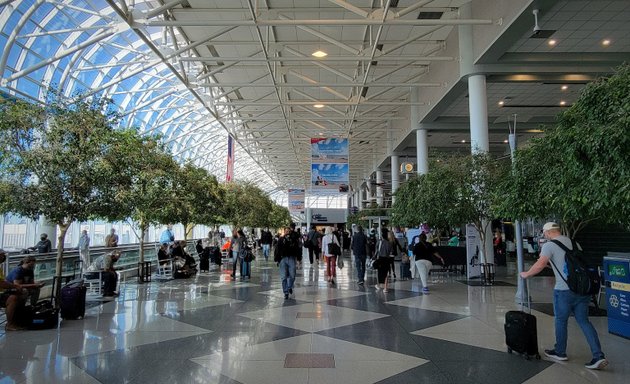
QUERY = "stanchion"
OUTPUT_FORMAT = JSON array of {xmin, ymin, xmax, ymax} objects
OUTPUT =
[{"xmin": 137, "ymin": 261, "xmax": 152, "ymax": 283}]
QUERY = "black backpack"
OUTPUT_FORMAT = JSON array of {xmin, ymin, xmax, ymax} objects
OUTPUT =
[{"xmin": 549, "ymin": 239, "xmax": 601, "ymax": 296}]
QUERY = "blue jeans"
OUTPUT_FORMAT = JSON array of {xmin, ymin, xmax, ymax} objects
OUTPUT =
[
  {"xmin": 553, "ymin": 289, "xmax": 604, "ymax": 359},
  {"xmin": 262, "ymin": 244, "xmax": 270, "ymax": 260},
  {"xmin": 279, "ymin": 257, "xmax": 296, "ymax": 294},
  {"xmin": 355, "ymin": 255, "xmax": 366, "ymax": 282}
]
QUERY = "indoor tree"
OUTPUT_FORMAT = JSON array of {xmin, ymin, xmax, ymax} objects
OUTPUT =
[
  {"xmin": 0, "ymin": 93, "xmax": 126, "ymax": 296},
  {"xmin": 392, "ymin": 153, "xmax": 507, "ymax": 263},
  {"xmin": 109, "ymin": 132, "xmax": 178, "ymax": 264},
  {"xmin": 495, "ymin": 64, "xmax": 630, "ymax": 237},
  {"xmin": 160, "ymin": 162, "xmax": 224, "ymax": 241}
]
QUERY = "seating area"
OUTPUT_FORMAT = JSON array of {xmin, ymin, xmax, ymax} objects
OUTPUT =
[{"xmin": 0, "ymin": 252, "xmax": 627, "ymax": 384}]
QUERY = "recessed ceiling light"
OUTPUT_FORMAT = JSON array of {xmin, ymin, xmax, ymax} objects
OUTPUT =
[
  {"xmin": 548, "ymin": 39, "xmax": 557, "ymax": 46},
  {"xmin": 313, "ymin": 104, "xmax": 324, "ymax": 109},
  {"xmin": 498, "ymin": 100, "xmax": 505, "ymax": 106},
  {"xmin": 461, "ymin": 140, "xmax": 466, "ymax": 143},
  {"xmin": 602, "ymin": 39, "xmax": 611, "ymax": 46},
  {"xmin": 561, "ymin": 85, "xmax": 568, "ymax": 90},
  {"xmin": 503, "ymin": 139, "xmax": 508, "ymax": 143},
  {"xmin": 560, "ymin": 101, "xmax": 566, "ymax": 106},
  {"xmin": 312, "ymin": 50, "xmax": 327, "ymax": 58}
]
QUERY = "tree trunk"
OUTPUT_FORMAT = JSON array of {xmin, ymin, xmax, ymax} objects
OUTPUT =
[
  {"xmin": 54, "ymin": 222, "xmax": 70, "ymax": 307},
  {"xmin": 184, "ymin": 222, "xmax": 194, "ymax": 241},
  {"xmin": 139, "ymin": 220, "xmax": 147, "ymax": 264}
]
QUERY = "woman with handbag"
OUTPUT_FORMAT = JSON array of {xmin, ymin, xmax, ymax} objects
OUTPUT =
[
  {"xmin": 413, "ymin": 232, "xmax": 444, "ymax": 293},
  {"xmin": 321, "ymin": 227, "xmax": 341, "ymax": 284},
  {"xmin": 375, "ymin": 228, "xmax": 393, "ymax": 292}
]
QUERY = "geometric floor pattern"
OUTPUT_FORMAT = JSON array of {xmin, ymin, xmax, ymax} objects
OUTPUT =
[{"xmin": 1, "ymin": 251, "xmax": 628, "ymax": 384}]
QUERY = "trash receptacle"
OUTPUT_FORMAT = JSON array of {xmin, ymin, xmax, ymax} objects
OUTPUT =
[{"xmin": 603, "ymin": 253, "xmax": 630, "ymax": 339}]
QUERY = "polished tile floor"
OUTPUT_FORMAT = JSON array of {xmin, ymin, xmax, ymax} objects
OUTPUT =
[{"xmin": 1, "ymin": 254, "xmax": 628, "ymax": 384}]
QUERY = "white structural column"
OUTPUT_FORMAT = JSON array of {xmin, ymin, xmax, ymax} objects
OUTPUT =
[
  {"xmin": 376, "ymin": 170, "xmax": 383, "ymax": 207},
  {"xmin": 468, "ymin": 75, "xmax": 490, "ymax": 154},
  {"xmin": 416, "ymin": 128, "xmax": 428, "ymax": 175},
  {"xmin": 391, "ymin": 155, "xmax": 399, "ymax": 203},
  {"xmin": 467, "ymin": 73, "xmax": 493, "ymax": 265},
  {"xmin": 412, "ymin": 88, "xmax": 428, "ymax": 174},
  {"xmin": 387, "ymin": 122, "xmax": 399, "ymax": 203}
]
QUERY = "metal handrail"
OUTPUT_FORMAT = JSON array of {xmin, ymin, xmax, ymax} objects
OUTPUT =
[{"xmin": 2, "ymin": 240, "xmax": 200, "ymax": 297}]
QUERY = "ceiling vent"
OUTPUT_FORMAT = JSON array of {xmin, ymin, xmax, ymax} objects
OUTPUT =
[
  {"xmin": 418, "ymin": 12, "xmax": 443, "ymax": 20},
  {"xmin": 530, "ymin": 9, "xmax": 555, "ymax": 38}
]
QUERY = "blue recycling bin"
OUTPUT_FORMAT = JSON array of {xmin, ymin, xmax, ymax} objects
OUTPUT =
[{"xmin": 603, "ymin": 254, "xmax": 630, "ymax": 339}]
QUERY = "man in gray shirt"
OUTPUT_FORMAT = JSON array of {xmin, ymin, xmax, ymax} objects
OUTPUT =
[{"xmin": 520, "ymin": 222, "xmax": 607, "ymax": 370}]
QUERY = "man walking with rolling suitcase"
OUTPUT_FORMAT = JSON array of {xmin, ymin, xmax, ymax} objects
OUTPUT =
[{"xmin": 520, "ymin": 222, "xmax": 608, "ymax": 370}]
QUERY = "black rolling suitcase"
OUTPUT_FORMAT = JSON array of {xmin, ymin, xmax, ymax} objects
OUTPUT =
[
  {"xmin": 504, "ymin": 280, "xmax": 540, "ymax": 360},
  {"xmin": 18, "ymin": 300, "xmax": 59, "ymax": 330},
  {"xmin": 400, "ymin": 262, "xmax": 411, "ymax": 279},
  {"xmin": 199, "ymin": 256, "xmax": 210, "ymax": 272},
  {"xmin": 60, "ymin": 278, "xmax": 87, "ymax": 320}
]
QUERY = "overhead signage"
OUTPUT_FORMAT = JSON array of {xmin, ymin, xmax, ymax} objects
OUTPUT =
[
  {"xmin": 311, "ymin": 163, "xmax": 349, "ymax": 193},
  {"xmin": 311, "ymin": 138, "xmax": 349, "ymax": 162},
  {"xmin": 288, "ymin": 188, "xmax": 305, "ymax": 213},
  {"xmin": 311, "ymin": 138, "xmax": 349, "ymax": 194}
]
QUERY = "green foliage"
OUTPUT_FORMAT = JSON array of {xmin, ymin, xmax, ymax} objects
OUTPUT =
[
  {"xmin": 392, "ymin": 153, "xmax": 506, "ymax": 250},
  {"xmin": 495, "ymin": 64, "xmax": 630, "ymax": 236},
  {"xmin": 219, "ymin": 181, "xmax": 274, "ymax": 228},
  {"xmin": 0, "ymin": 94, "xmax": 122, "ymax": 223},
  {"xmin": 0, "ymin": 92, "xmax": 126, "ymax": 289},
  {"xmin": 159, "ymin": 162, "xmax": 224, "ymax": 239},
  {"xmin": 266, "ymin": 203, "xmax": 291, "ymax": 230},
  {"xmin": 347, "ymin": 207, "xmax": 389, "ymax": 228}
]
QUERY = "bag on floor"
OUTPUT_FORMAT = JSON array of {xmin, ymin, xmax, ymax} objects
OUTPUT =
[
  {"xmin": 20, "ymin": 300, "xmax": 59, "ymax": 330},
  {"xmin": 60, "ymin": 278, "xmax": 87, "ymax": 320},
  {"xmin": 504, "ymin": 280, "xmax": 540, "ymax": 360}
]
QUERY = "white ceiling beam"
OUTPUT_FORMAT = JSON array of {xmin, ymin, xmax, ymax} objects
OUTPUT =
[
  {"xmin": 145, "ymin": 0, "xmax": 184, "ymax": 19},
  {"xmin": 213, "ymin": 101, "xmax": 426, "ymax": 106},
  {"xmin": 283, "ymin": 46, "xmax": 353, "ymax": 81},
  {"xmin": 18, "ymin": 25, "xmax": 108, "ymax": 39},
  {"xmin": 286, "ymin": 70, "xmax": 348, "ymax": 100},
  {"xmin": 277, "ymin": 14, "xmax": 359, "ymax": 55},
  {"xmin": 196, "ymin": 49, "xmax": 262, "ymax": 81},
  {"xmin": 327, "ymin": 0, "xmax": 370, "ymax": 18},
  {"xmin": 147, "ymin": 18, "xmax": 493, "ymax": 27},
  {"xmin": 3, "ymin": 29, "xmax": 115, "ymax": 84},
  {"xmin": 200, "ymin": 82, "xmax": 440, "ymax": 88},
  {"xmin": 394, "ymin": 0, "xmax": 434, "ymax": 18},
  {"xmin": 181, "ymin": 56, "xmax": 454, "ymax": 62}
]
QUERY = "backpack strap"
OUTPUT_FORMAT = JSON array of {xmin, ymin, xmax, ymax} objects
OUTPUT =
[{"xmin": 548, "ymin": 239, "xmax": 576, "ymax": 286}]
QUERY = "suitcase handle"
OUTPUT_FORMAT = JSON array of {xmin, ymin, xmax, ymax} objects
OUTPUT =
[{"xmin": 521, "ymin": 278, "xmax": 531, "ymax": 313}]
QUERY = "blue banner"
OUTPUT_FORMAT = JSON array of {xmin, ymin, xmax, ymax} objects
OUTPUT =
[{"xmin": 311, "ymin": 163, "xmax": 349, "ymax": 193}]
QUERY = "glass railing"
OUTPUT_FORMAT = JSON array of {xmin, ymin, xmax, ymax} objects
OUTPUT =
[{"xmin": 3, "ymin": 240, "xmax": 199, "ymax": 287}]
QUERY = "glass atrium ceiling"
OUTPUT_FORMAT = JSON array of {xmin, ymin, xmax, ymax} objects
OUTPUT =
[{"xmin": 0, "ymin": 0, "xmax": 280, "ymax": 196}]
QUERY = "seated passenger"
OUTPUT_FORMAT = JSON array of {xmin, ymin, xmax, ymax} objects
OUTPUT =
[
  {"xmin": 86, "ymin": 251, "xmax": 121, "ymax": 297},
  {"xmin": 6, "ymin": 256, "xmax": 44, "ymax": 306},
  {"xmin": 157, "ymin": 243, "xmax": 170, "ymax": 266},
  {"xmin": 0, "ymin": 249, "xmax": 27, "ymax": 331},
  {"xmin": 29, "ymin": 233, "xmax": 52, "ymax": 253}
]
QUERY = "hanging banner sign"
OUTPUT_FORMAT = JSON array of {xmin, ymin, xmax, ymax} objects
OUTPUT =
[
  {"xmin": 288, "ymin": 188, "xmax": 305, "ymax": 213},
  {"xmin": 311, "ymin": 138, "xmax": 349, "ymax": 194},
  {"xmin": 226, "ymin": 135, "xmax": 234, "ymax": 182},
  {"xmin": 311, "ymin": 163, "xmax": 349, "ymax": 193},
  {"xmin": 311, "ymin": 138, "xmax": 348, "ymax": 162}
]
